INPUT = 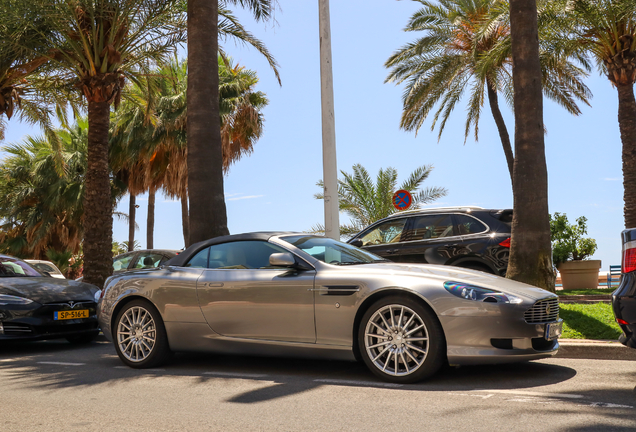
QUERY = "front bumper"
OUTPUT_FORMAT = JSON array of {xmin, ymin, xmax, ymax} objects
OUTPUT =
[
  {"xmin": 440, "ymin": 313, "xmax": 560, "ymax": 365},
  {"xmin": 0, "ymin": 301, "xmax": 99, "ymax": 342}
]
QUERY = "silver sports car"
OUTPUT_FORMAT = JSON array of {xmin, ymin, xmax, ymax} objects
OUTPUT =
[{"xmin": 97, "ymin": 232, "xmax": 562, "ymax": 383}]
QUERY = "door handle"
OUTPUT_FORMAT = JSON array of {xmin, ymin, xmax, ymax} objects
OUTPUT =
[{"xmin": 386, "ymin": 249, "xmax": 399, "ymax": 254}]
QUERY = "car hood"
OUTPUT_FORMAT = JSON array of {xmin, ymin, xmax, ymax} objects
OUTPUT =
[
  {"xmin": 0, "ymin": 277, "xmax": 99, "ymax": 304},
  {"xmin": 347, "ymin": 262, "xmax": 555, "ymax": 301}
]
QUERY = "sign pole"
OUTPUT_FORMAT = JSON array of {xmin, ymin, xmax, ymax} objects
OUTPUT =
[{"xmin": 318, "ymin": 0, "xmax": 340, "ymax": 240}]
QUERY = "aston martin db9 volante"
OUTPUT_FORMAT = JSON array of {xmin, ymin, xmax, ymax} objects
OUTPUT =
[
  {"xmin": 97, "ymin": 232, "xmax": 562, "ymax": 383},
  {"xmin": 0, "ymin": 255, "xmax": 100, "ymax": 343}
]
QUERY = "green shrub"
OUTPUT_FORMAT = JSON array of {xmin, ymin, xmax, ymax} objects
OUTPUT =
[{"xmin": 549, "ymin": 212, "xmax": 597, "ymax": 266}]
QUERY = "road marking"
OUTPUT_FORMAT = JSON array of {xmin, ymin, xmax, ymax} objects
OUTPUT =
[
  {"xmin": 314, "ymin": 379, "xmax": 402, "ymax": 388},
  {"xmin": 113, "ymin": 366, "xmax": 165, "ymax": 371},
  {"xmin": 38, "ymin": 361, "xmax": 85, "ymax": 366},
  {"xmin": 587, "ymin": 402, "xmax": 633, "ymax": 409},
  {"xmin": 473, "ymin": 389, "xmax": 584, "ymax": 399},
  {"xmin": 203, "ymin": 371, "xmax": 268, "ymax": 378}
]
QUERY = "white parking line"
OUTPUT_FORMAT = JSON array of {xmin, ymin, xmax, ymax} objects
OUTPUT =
[
  {"xmin": 314, "ymin": 379, "xmax": 402, "ymax": 388},
  {"xmin": 113, "ymin": 366, "xmax": 165, "ymax": 371},
  {"xmin": 472, "ymin": 389, "xmax": 584, "ymax": 399},
  {"xmin": 38, "ymin": 361, "xmax": 85, "ymax": 366},
  {"xmin": 203, "ymin": 371, "xmax": 268, "ymax": 378}
]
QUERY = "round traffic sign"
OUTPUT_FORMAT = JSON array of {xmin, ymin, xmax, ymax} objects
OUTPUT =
[{"xmin": 393, "ymin": 189, "xmax": 412, "ymax": 211}]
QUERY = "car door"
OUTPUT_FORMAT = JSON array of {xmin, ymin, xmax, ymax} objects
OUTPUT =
[
  {"xmin": 394, "ymin": 214, "xmax": 460, "ymax": 264},
  {"xmin": 194, "ymin": 240, "xmax": 317, "ymax": 343},
  {"xmin": 451, "ymin": 213, "xmax": 505, "ymax": 270},
  {"xmin": 355, "ymin": 217, "xmax": 408, "ymax": 260}
]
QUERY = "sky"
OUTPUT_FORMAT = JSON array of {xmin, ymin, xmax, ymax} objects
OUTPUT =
[{"xmin": 2, "ymin": 0, "xmax": 625, "ymax": 272}]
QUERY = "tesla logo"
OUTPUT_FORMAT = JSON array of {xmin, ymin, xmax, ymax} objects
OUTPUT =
[{"xmin": 68, "ymin": 301, "xmax": 78, "ymax": 308}]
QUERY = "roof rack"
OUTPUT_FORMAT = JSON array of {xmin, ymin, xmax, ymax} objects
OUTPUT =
[{"xmin": 386, "ymin": 206, "xmax": 484, "ymax": 217}]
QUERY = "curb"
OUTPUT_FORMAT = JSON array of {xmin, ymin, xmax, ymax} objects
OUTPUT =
[{"xmin": 556, "ymin": 339, "xmax": 636, "ymax": 361}]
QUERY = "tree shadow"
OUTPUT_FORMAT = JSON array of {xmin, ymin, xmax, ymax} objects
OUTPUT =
[
  {"xmin": 3, "ymin": 338, "xmax": 633, "ymax": 418},
  {"xmin": 560, "ymin": 308, "xmax": 621, "ymax": 339}
]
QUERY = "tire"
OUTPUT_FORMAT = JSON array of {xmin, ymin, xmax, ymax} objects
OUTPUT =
[
  {"xmin": 66, "ymin": 331, "xmax": 99, "ymax": 344},
  {"xmin": 113, "ymin": 299, "xmax": 172, "ymax": 368},
  {"xmin": 358, "ymin": 295, "xmax": 446, "ymax": 384}
]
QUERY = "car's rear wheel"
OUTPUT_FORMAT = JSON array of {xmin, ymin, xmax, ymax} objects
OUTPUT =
[
  {"xmin": 358, "ymin": 296, "xmax": 445, "ymax": 384},
  {"xmin": 113, "ymin": 299, "xmax": 171, "ymax": 368}
]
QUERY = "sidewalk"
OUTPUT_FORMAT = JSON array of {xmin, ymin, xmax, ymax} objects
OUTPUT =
[{"xmin": 557, "ymin": 339, "xmax": 636, "ymax": 361}]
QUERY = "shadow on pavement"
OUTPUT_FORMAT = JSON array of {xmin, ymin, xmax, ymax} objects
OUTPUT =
[{"xmin": 1, "ymin": 338, "xmax": 580, "ymax": 395}]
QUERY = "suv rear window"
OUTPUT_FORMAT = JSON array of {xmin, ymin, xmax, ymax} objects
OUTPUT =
[
  {"xmin": 455, "ymin": 214, "xmax": 488, "ymax": 235},
  {"xmin": 403, "ymin": 215, "xmax": 454, "ymax": 241}
]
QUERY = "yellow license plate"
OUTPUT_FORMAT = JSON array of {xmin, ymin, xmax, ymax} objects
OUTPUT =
[{"xmin": 54, "ymin": 310, "xmax": 89, "ymax": 320}]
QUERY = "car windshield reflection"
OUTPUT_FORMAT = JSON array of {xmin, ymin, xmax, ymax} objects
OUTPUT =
[
  {"xmin": 281, "ymin": 235, "xmax": 387, "ymax": 265},
  {"xmin": 0, "ymin": 257, "xmax": 41, "ymax": 277}
]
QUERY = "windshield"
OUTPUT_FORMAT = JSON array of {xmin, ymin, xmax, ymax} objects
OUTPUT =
[
  {"xmin": 281, "ymin": 235, "xmax": 386, "ymax": 265},
  {"xmin": 0, "ymin": 257, "xmax": 42, "ymax": 277}
]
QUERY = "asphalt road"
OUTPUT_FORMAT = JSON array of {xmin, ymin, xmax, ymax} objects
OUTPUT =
[{"xmin": 1, "ymin": 337, "xmax": 635, "ymax": 432}]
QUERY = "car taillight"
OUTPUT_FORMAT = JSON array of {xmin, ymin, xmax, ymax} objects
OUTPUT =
[
  {"xmin": 616, "ymin": 318, "xmax": 630, "ymax": 325},
  {"xmin": 499, "ymin": 238, "xmax": 511, "ymax": 248},
  {"xmin": 624, "ymin": 247, "xmax": 636, "ymax": 273}
]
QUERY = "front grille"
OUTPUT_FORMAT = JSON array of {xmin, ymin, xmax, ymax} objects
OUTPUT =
[
  {"xmin": 44, "ymin": 301, "xmax": 95, "ymax": 308},
  {"xmin": 2, "ymin": 323, "xmax": 33, "ymax": 334},
  {"xmin": 524, "ymin": 298, "xmax": 559, "ymax": 324}
]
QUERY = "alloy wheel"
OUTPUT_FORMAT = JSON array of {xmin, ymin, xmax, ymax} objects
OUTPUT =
[
  {"xmin": 116, "ymin": 306, "xmax": 157, "ymax": 362},
  {"xmin": 363, "ymin": 304, "xmax": 429, "ymax": 377}
]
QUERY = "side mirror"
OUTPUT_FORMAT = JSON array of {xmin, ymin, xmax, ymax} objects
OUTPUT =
[
  {"xmin": 41, "ymin": 271, "xmax": 54, "ymax": 278},
  {"xmin": 350, "ymin": 239, "xmax": 363, "ymax": 247},
  {"xmin": 269, "ymin": 252, "xmax": 296, "ymax": 267}
]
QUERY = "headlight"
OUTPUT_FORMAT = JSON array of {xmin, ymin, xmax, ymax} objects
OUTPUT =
[
  {"xmin": 444, "ymin": 281, "xmax": 523, "ymax": 304},
  {"xmin": 0, "ymin": 294, "xmax": 34, "ymax": 305}
]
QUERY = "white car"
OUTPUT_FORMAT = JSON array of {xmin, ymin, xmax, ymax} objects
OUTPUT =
[{"xmin": 24, "ymin": 260, "xmax": 65, "ymax": 279}]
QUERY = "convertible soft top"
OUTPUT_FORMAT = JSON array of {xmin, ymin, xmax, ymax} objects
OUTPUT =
[{"xmin": 164, "ymin": 231, "xmax": 299, "ymax": 267}]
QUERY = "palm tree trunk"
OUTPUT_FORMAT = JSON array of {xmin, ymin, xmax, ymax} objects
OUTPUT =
[
  {"xmin": 181, "ymin": 195, "xmax": 190, "ymax": 248},
  {"xmin": 617, "ymin": 83, "xmax": 636, "ymax": 228},
  {"xmin": 506, "ymin": 0, "xmax": 555, "ymax": 291},
  {"xmin": 187, "ymin": 0, "xmax": 229, "ymax": 243},
  {"xmin": 128, "ymin": 192, "xmax": 136, "ymax": 252},
  {"xmin": 83, "ymin": 100, "xmax": 113, "ymax": 287},
  {"xmin": 147, "ymin": 187, "xmax": 155, "ymax": 249},
  {"xmin": 486, "ymin": 78, "xmax": 514, "ymax": 183}
]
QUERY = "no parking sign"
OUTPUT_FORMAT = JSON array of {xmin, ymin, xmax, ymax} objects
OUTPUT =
[{"xmin": 393, "ymin": 189, "xmax": 412, "ymax": 211}]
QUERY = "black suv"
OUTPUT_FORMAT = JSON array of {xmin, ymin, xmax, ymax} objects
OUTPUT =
[{"xmin": 348, "ymin": 207, "xmax": 512, "ymax": 275}]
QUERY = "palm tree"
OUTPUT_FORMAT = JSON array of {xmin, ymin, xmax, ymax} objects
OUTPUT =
[
  {"xmin": 0, "ymin": 0, "xmax": 80, "ymax": 161},
  {"xmin": 555, "ymin": 0, "xmax": 636, "ymax": 228},
  {"xmin": 314, "ymin": 164, "xmax": 448, "ymax": 237},
  {"xmin": 37, "ymin": 0, "xmax": 185, "ymax": 287},
  {"xmin": 187, "ymin": 0, "xmax": 277, "ymax": 245},
  {"xmin": 111, "ymin": 56, "xmax": 269, "ymax": 247},
  {"xmin": 506, "ymin": 0, "xmax": 554, "ymax": 291},
  {"xmin": 152, "ymin": 56, "xmax": 268, "ymax": 245},
  {"xmin": 385, "ymin": 0, "xmax": 591, "ymax": 182},
  {"xmin": 0, "ymin": 122, "xmax": 87, "ymax": 258}
]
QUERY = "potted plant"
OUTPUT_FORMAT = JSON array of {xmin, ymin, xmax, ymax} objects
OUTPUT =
[{"xmin": 550, "ymin": 212, "xmax": 600, "ymax": 289}]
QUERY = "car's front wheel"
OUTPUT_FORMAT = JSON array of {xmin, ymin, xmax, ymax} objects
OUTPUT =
[
  {"xmin": 113, "ymin": 299, "xmax": 172, "ymax": 368},
  {"xmin": 358, "ymin": 296, "xmax": 446, "ymax": 384}
]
